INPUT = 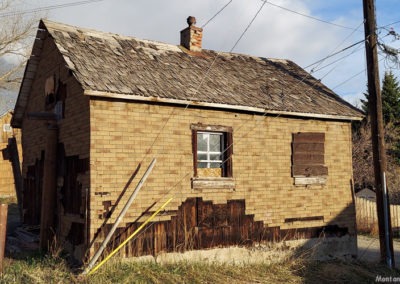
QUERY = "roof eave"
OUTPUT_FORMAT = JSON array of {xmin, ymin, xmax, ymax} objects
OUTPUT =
[{"xmin": 85, "ymin": 90, "xmax": 364, "ymax": 121}]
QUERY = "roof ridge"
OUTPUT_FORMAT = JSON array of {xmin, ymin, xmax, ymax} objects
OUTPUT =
[
  {"xmin": 41, "ymin": 18, "xmax": 182, "ymax": 52},
  {"xmin": 41, "ymin": 19, "xmax": 292, "ymax": 63}
]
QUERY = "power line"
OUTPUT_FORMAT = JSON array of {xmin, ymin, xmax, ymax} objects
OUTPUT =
[
  {"xmin": 277, "ymin": 20, "xmax": 365, "ymax": 105},
  {"xmin": 312, "ymin": 20, "xmax": 365, "ymax": 69},
  {"xmin": 332, "ymin": 69, "xmax": 366, "ymax": 90},
  {"xmin": 262, "ymin": 0, "xmax": 354, "ymax": 30},
  {"xmin": 201, "ymin": 0, "xmax": 233, "ymax": 28},
  {"xmin": 380, "ymin": 19, "xmax": 400, "ymax": 29},
  {"xmin": 0, "ymin": 0, "xmax": 104, "ymax": 18},
  {"xmin": 304, "ymin": 39, "xmax": 366, "ymax": 70},
  {"xmin": 312, "ymin": 44, "xmax": 365, "ymax": 73},
  {"xmin": 330, "ymin": 54, "xmax": 386, "ymax": 93},
  {"xmin": 229, "ymin": 1, "xmax": 266, "ymax": 52}
]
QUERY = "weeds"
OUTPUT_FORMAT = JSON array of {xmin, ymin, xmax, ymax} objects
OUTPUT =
[
  {"xmin": 1, "ymin": 246, "xmax": 400, "ymax": 283},
  {"xmin": 88, "ymin": 260, "xmax": 300, "ymax": 284},
  {"xmin": 0, "ymin": 255, "xmax": 73, "ymax": 284}
]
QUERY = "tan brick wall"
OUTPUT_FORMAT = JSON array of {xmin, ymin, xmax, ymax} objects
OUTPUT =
[
  {"xmin": 0, "ymin": 111, "xmax": 21, "ymax": 197},
  {"xmin": 89, "ymin": 99, "xmax": 356, "ymax": 240}
]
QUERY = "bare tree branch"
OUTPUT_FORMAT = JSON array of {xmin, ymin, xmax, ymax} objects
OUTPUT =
[
  {"xmin": 353, "ymin": 119, "xmax": 400, "ymax": 203},
  {"xmin": 0, "ymin": 0, "xmax": 42, "ymax": 91}
]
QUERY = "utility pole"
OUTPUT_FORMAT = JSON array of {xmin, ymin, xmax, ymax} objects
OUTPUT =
[{"xmin": 363, "ymin": 0, "xmax": 395, "ymax": 268}]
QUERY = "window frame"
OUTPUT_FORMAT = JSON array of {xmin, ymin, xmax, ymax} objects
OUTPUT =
[
  {"xmin": 191, "ymin": 123, "xmax": 234, "ymax": 190},
  {"xmin": 196, "ymin": 131, "xmax": 224, "ymax": 169}
]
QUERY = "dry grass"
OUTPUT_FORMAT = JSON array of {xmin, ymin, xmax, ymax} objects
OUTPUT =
[
  {"xmin": 87, "ymin": 260, "xmax": 300, "ymax": 284},
  {"xmin": 1, "ymin": 250, "xmax": 400, "ymax": 284},
  {"xmin": 0, "ymin": 254, "xmax": 76, "ymax": 283}
]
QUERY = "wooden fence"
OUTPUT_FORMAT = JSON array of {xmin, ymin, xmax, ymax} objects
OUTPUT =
[{"xmin": 356, "ymin": 197, "xmax": 400, "ymax": 235}]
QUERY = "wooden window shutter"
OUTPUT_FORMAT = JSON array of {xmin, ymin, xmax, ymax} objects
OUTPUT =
[{"xmin": 292, "ymin": 133, "xmax": 328, "ymax": 177}]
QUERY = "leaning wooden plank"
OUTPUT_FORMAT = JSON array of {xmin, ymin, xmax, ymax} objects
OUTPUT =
[
  {"xmin": 85, "ymin": 197, "xmax": 173, "ymax": 276},
  {"xmin": 82, "ymin": 158, "xmax": 156, "ymax": 275}
]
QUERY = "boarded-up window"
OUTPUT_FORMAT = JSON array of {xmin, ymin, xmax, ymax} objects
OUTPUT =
[{"xmin": 292, "ymin": 132, "xmax": 328, "ymax": 185}]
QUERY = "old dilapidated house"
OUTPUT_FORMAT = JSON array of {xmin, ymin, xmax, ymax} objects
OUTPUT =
[{"xmin": 12, "ymin": 18, "xmax": 363, "ymax": 262}]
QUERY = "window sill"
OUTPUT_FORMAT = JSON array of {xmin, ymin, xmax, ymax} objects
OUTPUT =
[
  {"xmin": 294, "ymin": 176, "xmax": 327, "ymax": 186},
  {"xmin": 191, "ymin": 177, "xmax": 235, "ymax": 190}
]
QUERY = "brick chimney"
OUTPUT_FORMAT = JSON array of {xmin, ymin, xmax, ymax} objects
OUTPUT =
[{"xmin": 180, "ymin": 16, "xmax": 203, "ymax": 52}]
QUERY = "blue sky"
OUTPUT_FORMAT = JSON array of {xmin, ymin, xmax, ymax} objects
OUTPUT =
[{"xmin": 2, "ymin": 0, "xmax": 400, "ymax": 110}]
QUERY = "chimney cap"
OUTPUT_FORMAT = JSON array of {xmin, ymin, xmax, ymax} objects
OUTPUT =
[{"xmin": 187, "ymin": 16, "xmax": 196, "ymax": 27}]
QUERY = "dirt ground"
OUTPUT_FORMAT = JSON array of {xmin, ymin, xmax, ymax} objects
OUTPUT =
[
  {"xmin": 6, "ymin": 203, "xmax": 20, "ymax": 235},
  {"xmin": 358, "ymin": 235, "xmax": 400, "ymax": 264}
]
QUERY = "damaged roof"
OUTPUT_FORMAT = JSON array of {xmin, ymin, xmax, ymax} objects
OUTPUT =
[{"xmin": 12, "ymin": 19, "xmax": 363, "ymax": 127}]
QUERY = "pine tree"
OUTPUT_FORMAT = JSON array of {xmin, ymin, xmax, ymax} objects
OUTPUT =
[
  {"xmin": 355, "ymin": 71, "xmax": 400, "ymax": 192},
  {"xmin": 381, "ymin": 71, "xmax": 400, "ymax": 124},
  {"xmin": 361, "ymin": 71, "xmax": 400, "ymax": 124},
  {"xmin": 360, "ymin": 91, "xmax": 369, "ymax": 116}
]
